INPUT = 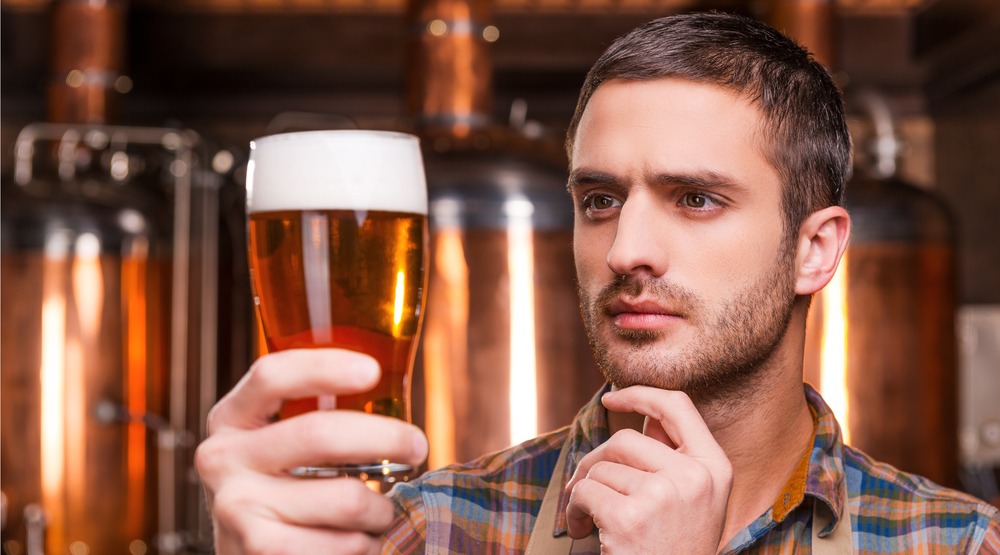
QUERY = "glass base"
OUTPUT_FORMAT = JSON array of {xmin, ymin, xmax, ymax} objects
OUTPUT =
[{"xmin": 288, "ymin": 461, "xmax": 414, "ymax": 483}]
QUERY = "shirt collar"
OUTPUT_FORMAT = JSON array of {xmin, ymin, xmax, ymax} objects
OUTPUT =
[
  {"xmin": 549, "ymin": 383, "xmax": 848, "ymax": 539},
  {"xmin": 553, "ymin": 383, "xmax": 613, "ymax": 536},
  {"xmin": 803, "ymin": 383, "xmax": 849, "ymax": 536}
]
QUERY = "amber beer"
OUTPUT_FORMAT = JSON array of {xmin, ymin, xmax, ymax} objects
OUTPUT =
[{"xmin": 246, "ymin": 130, "xmax": 428, "ymax": 480}]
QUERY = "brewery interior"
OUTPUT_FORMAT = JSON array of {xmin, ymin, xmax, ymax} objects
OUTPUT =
[{"xmin": 1, "ymin": 0, "xmax": 999, "ymax": 552}]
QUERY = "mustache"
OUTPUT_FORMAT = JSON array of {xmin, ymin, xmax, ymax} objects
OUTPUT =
[{"xmin": 593, "ymin": 275, "xmax": 699, "ymax": 317}]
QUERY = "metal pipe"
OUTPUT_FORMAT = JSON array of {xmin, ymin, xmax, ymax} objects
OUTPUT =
[
  {"xmin": 47, "ymin": 0, "xmax": 128, "ymax": 124},
  {"xmin": 769, "ymin": 0, "xmax": 838, "ymax": 69},
  {"xmin": 854, "ymin": 89, "xmax": 903, "ymax": 179},
  {"xmin": 406, "ymin": 0, "xmax": 495, "ymax": 139}
]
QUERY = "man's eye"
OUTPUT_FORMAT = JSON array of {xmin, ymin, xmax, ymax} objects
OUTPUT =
[
  {"xmin": 585, "ymin": 194, "xmax": 620, "ymax": 210},
  {"xmin": 682, "ymin": 193, "xmax": 714, "ymax": 209}
]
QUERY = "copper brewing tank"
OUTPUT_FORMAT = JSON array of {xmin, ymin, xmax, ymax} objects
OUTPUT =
[
  {"xmin": 770, "ymin": 2, "xmax": 959, "ymax": 487},
  {"xmin": 418, "ymin": 144, "xmax": 603, "ymax": 468},
  {"xmin": 768, "ymin": 0, "xmax": 836, "ymax": 68},
  {"xmin": 406, "ymin": 0, "xmax": 602, "ymax": 469},
  {"xmin": 1, "ymin": 127, "xmax": 173, "ymax": 555},
  {"xmin": 804, "ymin": 92, "xmax": 959, "ymax": 487},
  {"xmin": 0, "ymin": 2, "xmax": 179, "ymax": 553}
]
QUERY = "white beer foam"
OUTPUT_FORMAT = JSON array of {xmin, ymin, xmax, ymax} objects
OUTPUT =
[{"xmin": 247, "ymin": 130, "xmax": 428, "ymax": 215}]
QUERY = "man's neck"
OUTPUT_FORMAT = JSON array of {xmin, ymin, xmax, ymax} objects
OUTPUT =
[{"xmin": 605, "ymin": 368, "xmax": 814, "ymax": 550}]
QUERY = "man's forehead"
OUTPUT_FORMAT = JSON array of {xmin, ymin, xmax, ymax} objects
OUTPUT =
[
  {"xmin": 567, "ymin": 78, "xmax": 781, "ymax": 200},
  {"xmin": 570, "ymin": 78, "xmax": 763, "ymax": 147}
]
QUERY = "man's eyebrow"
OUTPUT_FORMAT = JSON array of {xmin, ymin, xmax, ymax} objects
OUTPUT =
[
  {"xmin": 648, "ymin": 170, "xmax": 746, "ymax": 191},
  {"xmin": 567, "ymin": 168, "xmax": 747, "ymax": 192},
  {"xmin": 566, "ymin": 169, "xmax": 621, "ymax": 191}
]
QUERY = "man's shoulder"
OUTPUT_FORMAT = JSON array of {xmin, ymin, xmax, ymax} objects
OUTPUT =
[
  {"xmin": 430, "ymin": 426, "xmax": 566, "ymax": 481},
  {"xmin": 389, "ymin": 426, "xmax": 567, "ymax": 505},
  {"xmin": 843, "ymin": 444, "xmax": 993, "ymax": 511},
  {"xmin": 842, "ymin": 445, "xmax": 1000, "ymax": 550},
  {"xmin": 382, "ymin": 428, "xmax": 570, "ymax": 553}
]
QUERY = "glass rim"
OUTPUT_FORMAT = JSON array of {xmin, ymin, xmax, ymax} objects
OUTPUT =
[{"xmin": 250, "ymin": 129, "xmax": 419, "ymax": 146}]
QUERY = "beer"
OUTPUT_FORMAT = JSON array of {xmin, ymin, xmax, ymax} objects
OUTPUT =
[
  {"xmin": 248, "ymin": 209, "xmax": 426, "ymax": 420},
  {"xmin": 246, "ymin": 130, "xmax": 428, "ymax": 479}
]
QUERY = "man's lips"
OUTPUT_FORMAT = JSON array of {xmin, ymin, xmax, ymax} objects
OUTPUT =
[{"xmin": 606, "ymin": 298, "xmax": 683, "ymax": 330}]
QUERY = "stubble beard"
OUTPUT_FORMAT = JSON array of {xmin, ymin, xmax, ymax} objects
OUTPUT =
[{"xmin": 579, "ymin": 249, "xmax": 797, "ymax": 404}]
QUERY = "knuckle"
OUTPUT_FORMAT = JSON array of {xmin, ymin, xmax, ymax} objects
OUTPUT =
[
  {"xmin": 248, "ymin": 357, "xmax": 284, "ymax": 392},
  {"xmin": 572, "ymin": 476, "xmax": 600, "ymax": 503},
  {"xmin": 587, "ymin": 460, "xmax": 613, "ymax": 481},
  {"xmin": 645, "ymin": 475, "xmax": 677, "ymax": 500},
  {"xmin": 337, "ymin": 479, "xmax": 375, "ymax": 522},
  {"xmin": 194, "ymin": 437, "xmax": 229, "ymax": 482},
  {"xmin": 689, "ymin": 463, "xmax": 714, "ymax": 487},
  {"xmin": 612, "ymin": 428, "xmax": 643, "ymax": 443},
  {"xmin": 338, "ymin": 531, "xmax": 377, "ymax": 555},
  {"xmin": 603, "ymin": 429, "xmax": 640, "ymax": 456}
]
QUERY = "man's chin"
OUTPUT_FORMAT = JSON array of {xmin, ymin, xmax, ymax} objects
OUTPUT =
[
  {"xmin": 607, "ymin": 325, "xmax": 664, "ymax": 344},
  {"xmin": 597, "ymin": 356, "xmax": 692, "ymax": 392}
]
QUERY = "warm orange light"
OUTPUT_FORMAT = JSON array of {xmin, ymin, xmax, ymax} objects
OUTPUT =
[
  {"xmin": 820, "ymin": 255, "xmax": 851, "ymax": 444},
  {"xmin": 392, "ymin": 218, "xmax": 410, "ymax": 336},
  {"xmin": 68, "ymin": 233, "xmax": 104, "ymax": 534},
  {"xmin": 424, "ymin": 230, "xmax": 467, "ymax": 468},
  {"xmin": 506, "ymin": 200, "xmax": 537, "ymax": 446},
  {"xmin": 393, "ymin": 270, "xmax": 406, "ymax": 331},
  {"xmin": 122, "ymin": 239, "xmax": 149, "ymax": 537},
  {"xmin": 41, "ymin": 234, "xmax": 70, "ymax": 551}
]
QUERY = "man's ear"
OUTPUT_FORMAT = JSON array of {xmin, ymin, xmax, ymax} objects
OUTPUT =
[{"xmin": 794, "ymin": 206, "xmax": 851, "ymax": 296}]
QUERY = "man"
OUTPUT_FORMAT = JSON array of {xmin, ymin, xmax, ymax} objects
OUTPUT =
[{"xmin": 196, "ymin": 12, "xmax": 1000, "ymax": 554}]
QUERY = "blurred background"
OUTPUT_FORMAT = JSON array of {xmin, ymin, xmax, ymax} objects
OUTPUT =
[{"xmin": 1, "ymin": 0, "xmax": 998, "ymax": 553}]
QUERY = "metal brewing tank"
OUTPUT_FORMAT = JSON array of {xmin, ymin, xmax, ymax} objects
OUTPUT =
[
  {"xmin": 769, "ymin": 2, "xmax": 959, "ymax": 489},
  {"xmin": 418, "ymin": 141, "xmax": 603, "ymax": 468},
  {"xmin": 805, "ymin": 92, "xmax": 959, "ymax": 488},
  {"xmin": 0, "ymin": 2, "xmax": 206, "ymax": 552},
  {"xmin": 840, "ymin": 172, "xmax": 958, "ymax": 486},
  {"xmin": 404, "ymin": 0, "xmax": 602, "ymax": 468},
  {"xmin": 1, "ymin": 128, "xmax": 173, "ymax": 555}
]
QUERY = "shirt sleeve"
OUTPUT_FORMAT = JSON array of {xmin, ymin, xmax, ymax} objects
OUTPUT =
[
  {"xmin": 976, "ymin": 507, "xmax": 1000, "ymax": 555},
  {"xmin": 380, "ymin": 482, "xmax": 427, "ymax": 554}
]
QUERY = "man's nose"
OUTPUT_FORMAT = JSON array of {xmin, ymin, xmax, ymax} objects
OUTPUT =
[{"xmin": 606, "ymin": 199, "xmax": 668, "ymax": 277}]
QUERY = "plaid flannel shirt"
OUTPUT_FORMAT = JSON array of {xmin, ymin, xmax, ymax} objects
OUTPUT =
[{"xmin": 382, "ymin": 384, "xmax": 1000, "ymax": 554}]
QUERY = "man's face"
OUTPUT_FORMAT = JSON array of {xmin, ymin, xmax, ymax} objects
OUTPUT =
[{"xmin": 570, "ymin": 78, "xmax": 798, "ymax": 398}]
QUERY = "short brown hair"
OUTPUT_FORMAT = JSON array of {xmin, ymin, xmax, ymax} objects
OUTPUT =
[{"xmin": 566, "ymin": 12, "xmax": 851, "ymax": 233}]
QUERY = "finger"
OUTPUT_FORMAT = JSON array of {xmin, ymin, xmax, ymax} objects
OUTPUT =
[
  {"xmin": 566, "ymin": 475, "xmax": 623, "ymax": 539},
  {"xmin": 216, "ymin": 514, "xmax": 382, "ymax": 555},
  {"xmin": 582, "ymin": 460, "xmax": 651, "ymax": 497},
  {"xmin": 210, "ymin": 349, "xmax": 380, "ymax": 433},
  {"xmin": 255, "ymin": 410, "xmax": 428, "ymax": 472},
  {"xmin": 601, "ymin": 387, "xmax": 724, "ymax": 459},
  {"xmin": 200, "ymin": 411, "xmax": 428, "ymax": 477},
  {"xmin": 565, "ymin": 429, "xmax": 676, "ymax": 491},
  {"xmin": 216, "ymin": 473, "xmax": 396, "ymax": 534}
]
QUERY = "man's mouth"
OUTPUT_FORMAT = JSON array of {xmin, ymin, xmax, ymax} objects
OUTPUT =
[{"xmin": 605, "ymin": 298, "xmax": 684, "ymax": 331}]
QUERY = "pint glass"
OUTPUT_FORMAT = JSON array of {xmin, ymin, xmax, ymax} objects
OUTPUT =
[{"xmin": 246, "ymin": 130, "xmax": 428, "ymax": 481}]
